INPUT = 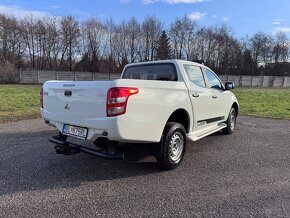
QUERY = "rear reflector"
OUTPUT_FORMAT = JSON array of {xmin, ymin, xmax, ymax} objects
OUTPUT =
[{"xmin": 107, "ymin": 87, "xmax": 139, "ymax": 117}]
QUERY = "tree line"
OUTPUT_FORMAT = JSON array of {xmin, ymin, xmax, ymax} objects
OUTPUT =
[{"xmin": 0, "ymin": 13, "xmax": 289, "ymax": 82}]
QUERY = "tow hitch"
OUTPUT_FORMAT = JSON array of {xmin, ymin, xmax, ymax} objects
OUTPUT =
[{"xmin": 49, "ymin": 134, "xmax": 124, "ymax": 160}]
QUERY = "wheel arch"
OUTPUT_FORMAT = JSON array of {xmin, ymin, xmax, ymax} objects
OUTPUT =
[
  {"xmin": 166, "ymin": 108, "xmax": 191, "ymax": 133},
  {"xmin": 232, "ymin": 102, "xmax": 239, "ymax": 116}
]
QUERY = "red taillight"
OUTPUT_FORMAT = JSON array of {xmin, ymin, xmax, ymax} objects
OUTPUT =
[
  {"xmin": 40, "ymin": 87, "xmax": 43, "ymax": 108},
  {"xmin": 107, "ymin": 87, "xmax": 139, "ymax": 117}
]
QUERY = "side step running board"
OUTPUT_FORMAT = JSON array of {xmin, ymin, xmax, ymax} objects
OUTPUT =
[
  {"xmin": 187, "ymin": 123, "xmax": 227, "ymax": 142},
  {"xmin": 49, "ymin": 136, "xmax": 124, "ymax": 160}
]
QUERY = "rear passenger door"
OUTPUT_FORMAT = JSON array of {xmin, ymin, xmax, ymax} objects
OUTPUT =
[{"xmin": 183, "ymin": 64, "xmax": 212, "ymax": 130}]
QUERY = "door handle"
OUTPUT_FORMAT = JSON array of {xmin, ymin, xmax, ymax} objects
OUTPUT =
[
  {"xmin": 212, "ymin": 95, "xmax": 218, "ymax": 99},
  {"xmin": 192, "ymin": 93, "xmax": 199, "ymax": 98}
]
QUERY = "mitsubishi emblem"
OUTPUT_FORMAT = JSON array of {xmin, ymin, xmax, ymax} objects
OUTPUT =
[{"xmin": 64, "ymin": 103, "xmax": 70, "ymax": 110}]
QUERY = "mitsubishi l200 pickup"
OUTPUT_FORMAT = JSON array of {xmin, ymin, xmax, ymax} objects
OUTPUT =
[{"xmin": 41, "ymin": 60, "xmax": 239, "ymax": 169}]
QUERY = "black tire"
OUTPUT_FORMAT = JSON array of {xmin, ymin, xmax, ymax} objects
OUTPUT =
[
  {"xmin": 223, "ymin": 107, "xmax": 237, "ymax": 135},
  {"xmin": 157, "ymin": 122, "xmax": 187, "ymax": 170}
]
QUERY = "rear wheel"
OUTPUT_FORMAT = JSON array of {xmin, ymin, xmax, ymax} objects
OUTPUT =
[
  {"xmin": 157, "ymin": 122, "xmax": 187, "ymax": 170},
  {"xmin": 223, "ymin": 107, "xmax": 237, "ymax": 134}
]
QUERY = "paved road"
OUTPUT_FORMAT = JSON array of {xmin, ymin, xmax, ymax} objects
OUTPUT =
[{"xmin": 0, "ymin": 116, "xmax": 290, "ymax": 217}]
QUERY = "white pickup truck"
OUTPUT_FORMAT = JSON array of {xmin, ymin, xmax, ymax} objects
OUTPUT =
[{"xmin": 41, "ymin": 59, "xmax": 239, "ymax": 169}]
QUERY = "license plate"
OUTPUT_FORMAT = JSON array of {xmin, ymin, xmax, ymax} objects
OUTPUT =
[{"xmin": 62, "ymin": 124, "xmax": 88, "ymax": 139}]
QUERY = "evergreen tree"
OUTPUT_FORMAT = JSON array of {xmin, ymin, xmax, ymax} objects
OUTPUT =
[{"xmin": 156, "ymin": 31, "xmax": 172, "ymax": 60}]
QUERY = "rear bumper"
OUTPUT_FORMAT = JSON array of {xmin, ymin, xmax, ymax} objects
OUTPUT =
[{"xmin": 41, "ymin": 108, "xmax": 160, "ymax": 143}]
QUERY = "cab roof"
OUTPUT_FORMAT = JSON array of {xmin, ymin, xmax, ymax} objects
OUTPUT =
[{"xmin": 125, "ymin": 59, "xmax": 208, "ymax": 70}]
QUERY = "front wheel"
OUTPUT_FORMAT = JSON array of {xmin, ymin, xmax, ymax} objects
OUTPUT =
[
  {"xmin": 157, "ymin": 122, "xmax": 187, "ymax": 170},
  {"xmin": 223, "ymin": 107, "xmax": 237, "ymax": 134}
]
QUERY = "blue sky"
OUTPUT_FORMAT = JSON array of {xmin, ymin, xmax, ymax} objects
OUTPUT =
[{"xmin": 0, "ymin": 0, "xmax": 289, "ymax": 37}]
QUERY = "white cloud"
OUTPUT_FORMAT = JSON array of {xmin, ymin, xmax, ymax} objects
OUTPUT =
[
  {"xmin": 274, "ymin": 26, "xmax": 290, "ymax": 33},
  {"xmin": 0, "ymin": 4, "xmax": 51, "ymax": 18},
  {"xmin": 189, "ymin": 11, "xmax": 207, "ymax": 21},
  {"xmin": 143, "ymin": 0, "xmax": 206, "ymax": 4},
  {"xmin": 273, "ymin": 17, "xmax": 284, "ymax": 25},
  {"xmin": 221, "ymin": 16, "xmax": 229, "ymax": 22},
  {"xmin": 50, "ymin": 5, "xmax": 62, "ymax": 9},
  {"xmin": 0, "ymin": 4, "xmax": 93, "ymax": 20},
  {"xmin": 210, "ymin": 15, "xmax": 230, "ymax": 22}
]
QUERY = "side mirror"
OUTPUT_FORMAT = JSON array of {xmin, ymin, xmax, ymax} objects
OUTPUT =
[{"xmin": 225, "ymin": 82, "xmax": 234, "ymax": 90}]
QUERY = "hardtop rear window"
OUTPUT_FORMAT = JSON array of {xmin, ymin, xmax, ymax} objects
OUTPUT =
[{"xmin": 122, "ymin": 63, "xmax": 178, "ymax": 81}]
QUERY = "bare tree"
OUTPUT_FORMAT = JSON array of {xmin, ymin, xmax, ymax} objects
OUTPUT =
[
  {"xmin": 170, "ymin": 15, "xmax": 196, "ymax": 60},
  {"xmin": 105, "ymin": 17, "xmax": 116, "ymax": 58},
  {"xmin": 127, "ymin": 17, "xmax": 140, "ymax": 63},
  {"xmin": 21, "ymin": 16, "xmax": 36, "ymax": 69},
  {"xmin": 273, "ymin": 32, "xmax": 289, "ymax": 63},
  {"xmin": 81, "ymin": 17, "xmax": 106, "ymax": 71},
  {"xmin": 59, "ymin": 16, "xmax": 80, "ymax": 71},
  {"xmin": 45, "ymin": 16, "xmax": 62, "ymax": 70},
  {"xmin": 0, "ymin": 15, "xmax": 16, "ymax": 60},
  {"xmin": 112, "ymin": 21, "xmax": 129, "ymax": 68},
  {"xmin": 250, "ymin": 32, "xmax": 274, "ymax": 65},
  {"xmin": 140, "ymin": 16, "xmax": 162, "ymax": 61}
]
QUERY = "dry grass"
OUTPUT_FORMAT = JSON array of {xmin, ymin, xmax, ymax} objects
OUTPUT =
[
  {"xmin": 0, "ymin": 85, "xmax": 41, "ymax": 123},
  {"xmin": 233, "ymin": 87, "xmax": 290, "ymax": 119}
]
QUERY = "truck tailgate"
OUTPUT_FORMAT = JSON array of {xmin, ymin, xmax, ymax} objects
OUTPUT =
[{"xmin": 43, "ymin": 81, "xmax": 114, "ymax": 125}]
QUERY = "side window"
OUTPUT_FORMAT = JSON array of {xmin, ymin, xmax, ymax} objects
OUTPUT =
[
  {"xmin": 204, "ymin": 69, "xmax": 222, "ymax": 89},
  {"xmin": 183, "ymin": 65, "xmax": 206, "ymax": 87}
]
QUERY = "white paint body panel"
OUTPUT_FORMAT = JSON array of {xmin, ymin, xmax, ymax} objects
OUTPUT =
[{"xmin": 42, "ymin": 60, "xmax": 238, "ymax": 143}]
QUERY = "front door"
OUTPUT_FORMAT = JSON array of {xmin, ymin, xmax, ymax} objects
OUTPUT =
[
  {"xmin": 183, "ymin": 64, "xmax": 212, "ymax": 130},
  {"xmin": 203, "ymin": 68, "xmax": 229, "ymax": 121}
]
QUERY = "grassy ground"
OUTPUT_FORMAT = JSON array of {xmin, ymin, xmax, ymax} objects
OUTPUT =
[
  {"xmin": 0, "ymin": 85, "xmax": 41, "ymax": 123},
  {"xmin": 233, "ymin": 87, "xmax": 290, "ymax": 119},
  {"xmin": 0, "ymin": 85, "xmax": 289, "ymax": 123}
]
